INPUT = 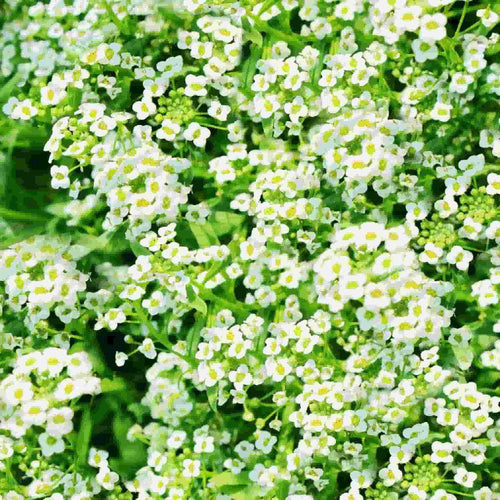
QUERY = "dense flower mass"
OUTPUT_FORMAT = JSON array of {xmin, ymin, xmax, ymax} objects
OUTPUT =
[{"xmin": 0, "ymin": 0, "xmax": 499, "ymax": 498}]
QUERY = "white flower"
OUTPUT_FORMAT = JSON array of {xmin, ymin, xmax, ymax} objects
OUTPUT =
[
  {"xmin": 46, "ymin": 407, "xmax": 74, "ymax": 436},
  {"xmin": 183, "ymin": 122, "xmax": 210, "ymax": 148},
  {"xmin": 39, "ymin": 432, "xmax": 65, "ymax": 457},
  {"xmin": 89, "ymin": 448, "xmax": 109, "ymax": 468},
  {"xmin": 419, "ymin": 243, "xmax": 443, "ymax": 264},
  {"xmin": 12, "ymin": 99, "xmax": 38, "ymax": 120},
  {"xmin": 41, "ymin": 84, "xmax": 66, "ymax": 106},
  {"xmin": 459, "ymin": 217, "xmax": 482, "ymax": 240},
  {"xmin": 198, "ymin": 362, "xmax": 225, "ymax": 387},
  {"xmin": 255, "ymin": 431, "xmax": 277, "ymax": 453},
  {"xmin": 446, "ymin": 246, "xmax": 473, "ymax": 271},
  {"xmin": 115, "ymin": 352, "xmax": 128, "ymax": 367},
  {"xmin": 89, "ymin": 116, "xmax": 117, "ymax": 137},
  {"xmin": 21, "ymin": 399, "xmax": 49, "ymax": 425},
  {"xmin": 50, "ymin": 165, "xmax": 70, "ymax": 189},
  {"xmin": 430, "ymin": 102, "xmax": 452, "ymax": 122},
  {"xmin": 194, "ymin": 435, "xmax": 214, "ymax": 453},
  {"xmin": 379, "ymin": 463, "xmax": 402, "ymax": 486},
  {"xmin": 4, "ymin": 380, "xmax": 33, "ymax": 406},
  {"xmin": 132, "ymin": 98, "xmax": 157, "ymax": 120},
  {"xmin": 156, "ymin": 118, "xmax": 180, "ymax": 141},
  {"xmin": 139, "ymin": 338, "xmax": 157, "ymax": 359},
  {"xmin": 54, "ymin": 378, "xmax": 83, "ymax": 400},
  {"xmin": 412, "ymin": 39, "xmax": 438, "ymax": 63},
  {"xmin": 450, "ymin": 73, "xmax": 474, "ymax": 94},
  {"xmin": 185, "ymin": 74, "xmax": 207, "ymax": 96},
  {"xmin": 97, "ymin": 467, "xmax": 120, "ymax": 490},
  {"xmin": 477, "ymin": 8, "xmax": 498, "ymax": 28},
  {"xmin": 419, "ymin": 14, "xmax": 447, "ymax": 42},
  {"xmin": 182, "ymin": 459, "xmax": 201, "ymax": 478},
  {"xmin": 430, "ymin": 441, "xmax": 454, "ymax": 463},
  {"xmin": 486, "ymin": 173, "xmax": 500, "ymax": 195}
]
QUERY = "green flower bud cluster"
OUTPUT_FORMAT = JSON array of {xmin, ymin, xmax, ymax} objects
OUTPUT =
[
  {"xmin": 366, "ymin": 482, "xmax": 398, "ymax": 499},
  {"xmin": 457, "ymin": 187, "xmax": 497, "ymax": 223},
  {"xmin": 418, "ymin": 215, "xmax": 457, "ymax": 248},
  {"xmin": 402, "ymin": 455, "xmax": 441, "ymax": 492},
  {"xmin": 156, "ymin": 89, "xmax": 197, "ymax": 125}
]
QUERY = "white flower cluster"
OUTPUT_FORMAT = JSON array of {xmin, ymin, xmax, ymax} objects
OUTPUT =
[
  {"xmin": 0, "ymin": 0, "xmax": 498, "ymax": 498},
  {"xmin": 0, "ymin": 236, "xmax": 88, "ymax": 328}
]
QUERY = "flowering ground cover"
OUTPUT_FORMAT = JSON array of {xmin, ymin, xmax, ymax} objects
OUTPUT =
[{"xmin": 0, "ymin": 0, "xmax": 499, "ymax": 498}]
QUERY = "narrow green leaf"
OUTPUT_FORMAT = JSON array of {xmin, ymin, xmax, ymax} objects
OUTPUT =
[
  {"xmin": 73, "ymin": 233, "xmax": 113, "ymax": 257},
  {"xmin": 257, "ymin": 0, "xmax": 281, "ymax": 16},
  {"xmin": 101, "ymin": 378, "xmax": 127, "ymax": 392},
  {"xmin": 130, "ymin": 240, "xmax": 150, "ymax": 256},
  {"xmin": 192, "ymin": 295, "xmax": 208, "ymax": 316},
  {"xmin": 75, "ymin": 406, "xmax": 92, "ymax": 470},
  {"xmin": 210, "ymin": 211, "xmax": 245, "ymax": 236},
  {"xmin": 186, "ymin": 284, "xmax": 208, "ymax": 316},
  {"xmin": 241, "ymin": 44, "xmax": 262, "ymax": 94},
  {"xmin": 112, "ymin": 410, "xmax": 147, "ymax": 473},
  {"xmin": 211, "ymin": 471, "xmax": 248, "ymax": 488},
  {"xmin": 0, "ymin": 73, "xmax": 22, "ymax": 104},
  {"xmin": 112, "ymin": 77, "xmax": 132, "ymax": 110},
  {"xmin": 242, "ymin": 17, "xmax": 263, "ymax": 47},
  {"xmin": 203, "ymin": 260, "xmax": 227, "ymax": 285},
  {"xmin": 311, "ymin": 40, "xmax": 327, "ymax": 88},
  {"xmin": 67, "ymin": 87, "xmax": 83, "ymax": 108},
  {"xmin": 189, "ymin": 222, "xmax": 219, "ymax": 248},
  {"xmin": 45, "ymin": 202, "xmax": 69, "ymax": 218},
  {"xmin": 207, "ymin": 384, "xmax": 218, "ymax": 413},
  {"xmin": 186, "ymin": 284, "xmax": 196, "ymax": 303},
  {"xmin": 187, "ymin": 314, "xmax": 204, "ymax": 358}
]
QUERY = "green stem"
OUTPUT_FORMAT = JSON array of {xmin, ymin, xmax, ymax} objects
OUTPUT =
[
  {"xmin": 195, "ymin": 281, "xmax": 255, "ymax": 314},
  {"xmin": 196, "ymin": 121, "xmax": 228, "ymax": 131},
  {"xmin": 445, "ymin": 490, "xmax": 474, "ymax": 498},
  {"xmin": 133, "ymin": 301, "xmax": 194, "ymax": 365},
  {"xmin": 454, "ymin": 0, "xmax": 470, "ymax": 38},
  {"xmin": 0, "ymin": 206, "xmax": 49, "ymax": 222},
  {"xmin": 460, "ymin": 20, "xmax": 482, "ymax": 35}
]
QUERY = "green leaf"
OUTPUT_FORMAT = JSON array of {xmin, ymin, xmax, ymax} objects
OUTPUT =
[
  {"xmin": 311, "ymin": 40, "xmax": 327, "ymax": 88},
  {"xmin": 439, "ymin": 39, "xmax": 461, "ymax": 64},
  {"xmin": 210, "ymin": 211, "xmax": 245, "ymax": 236},
  {"xmin": 186, "ymin": 285, "xmax": 208, "ymax": 316},
  {"xmin": 75, "ymin": 406, "xmax": 92, "ymax": 471},
  {"xmin": 211, "ymin": 471, "xmax": 249, "ymax": 488},
  {"xmin": 72, "ymin": 233, "xmax": 113, "ymax": 257},
  {"xmin": 112, "ymin": 77, "xmax": 132, "ymax": 110},
  {"xmin": 232, "ymin": 485, "xmax": 261, "ymax": 500},
  {"xmin": 101, "ymin": 378, "xmax": 127, "ymax": 392},
  {"xmin": 241, "ymin": 44, "xmax": 262, "ymax": 94},
  {"xmin": 102, "ymin": 0, "xmax": 130, "ymax": 35},
  {"xmin": 189, "ymin": 222, "xmax": 219, "ymax": 248},
  {"xmin": 187, "ymin": 314, "xmax": 205, "ymax": 359},
  {"xmin": 67, "ymin": 87, "xmax": 83, "ymax": 108},
  {"xmin": 202, "ymin": 260, "xmax": 227, "ymax": 286},
  {"xmin": 257, "ymin": 0, "xmax": 281, "ymax": 16},
  {"xmin": 130, "ymin": 240, "xmax": 150, "ymax": 256},
  {"xmin": 206, "ymin": 384, "xmax": 218, "ymax": 413},
  {"xmin": 0, "ymin": 122, "xmax": 49, "ymax": 148},
  {"xmin": 159, "ymin": 4, "xmax": 194, "ymax": 24},
  {"xmin": 0, "ymin": 73, "xmax": 22, "ymax": 104},
  {"xmin": 477, "ymin": 370, "xmax": 500, "ymax": 388},
  {"xmin": 112, "ymin": 410, "xmax": 147, "ymax": 475},
  {"xmin": 0, "ymin": 206, "xmax": 49, "ymax": 222},
  {"xmin": 45, "ymin": 202, "xmax": 69, "ymax": 218},
  {"xmin": 242, "ymin": 17, "xmax": 263, "ymax": 47},
  {"xmin": 0, "ymin": 218, "xmax": 13, "ymax": 241}
]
